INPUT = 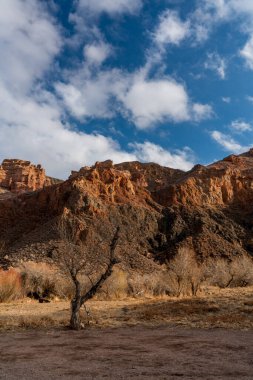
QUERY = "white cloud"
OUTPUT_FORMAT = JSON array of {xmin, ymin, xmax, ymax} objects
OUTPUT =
[
  {"xmin": 55, "ymin": 68, "xmax": 127, "ymax": 120},
  {"xmin": 191, "ymin": 1, "xmax": 253, "ymax": 44},
  {"xmin": 56, "ymin": 64, "xmax": 213, "ymax": 130},
  {"xmin": 230, "ymin": 120, "xmax": 252, "ymax": 132},
  {"xmin": 121, "ymin": 77, "xmax": 190, "ymax": 128},
  {"xmin": 84, "ymin": 42, "xmax": 112, "ymax": 66},
  {"xmin": 153, "ymin": 10, "xmax": 190, "ymax": 47},
  {"xmin": 211, "ymin": 130, "xmax": 249, "ymax": 153},
  {"xmin": 74, "ymin": 0, "xmax": 142, "ymax": 16},
  {"xmin": 204, "ymin": 52, "xmax": 227, "ymax": 79},
  {"xmin": 130, "ymin": 142, "xmax": 195, "ymax": 171},
  {"xmin": 229, "ymin": 0, "xmax": 253, "ymax": 14},
  {"xmin": 192, "ymin": 103, "xmax": 214, "ymax": 121},
  {"xmin": 240, "ymin": 37, "xmax": 253, "ymax": 69},
  {"xmin": 0, "ymin": 0, "xmax": 61, "ymax": 93},
  {"xmin": 222, "ymin": 97, "xmax": 231, "ymax": 103}
]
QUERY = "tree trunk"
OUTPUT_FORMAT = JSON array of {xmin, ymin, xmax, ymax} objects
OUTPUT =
[
  {"xmin": 70, "ymin": 279, "xmax": 82, "ymax": 330},
  {"xmin": 70, "ymin": 298, "xmax": 82, "ymax": 330}
]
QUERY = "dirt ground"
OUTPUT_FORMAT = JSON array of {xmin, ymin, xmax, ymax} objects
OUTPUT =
[
  {"xmin": 0, "ymin": 287, "xmax": 253, "ymax": 379},
  {"xmin": 0, "ymin": 326, "xmax": 253, "ymax": 379}
]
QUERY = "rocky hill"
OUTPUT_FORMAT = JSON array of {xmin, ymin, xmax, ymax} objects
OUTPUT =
[{"xmin": 1, "ymin": 151, "xmax": 253, "ymax": 274}]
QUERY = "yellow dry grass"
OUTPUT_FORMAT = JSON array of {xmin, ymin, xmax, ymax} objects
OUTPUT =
[{"xmin": 0, "ymin": 286, "xmax": 253, "ymax": 331}]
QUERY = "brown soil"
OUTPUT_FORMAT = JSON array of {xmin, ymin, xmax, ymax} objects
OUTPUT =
[{"xmin": 0, "ymin": 326, "xmax": 253, "ymax": 379}]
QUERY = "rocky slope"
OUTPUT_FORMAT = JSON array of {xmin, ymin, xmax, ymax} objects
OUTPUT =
[{"xmin": 1, "ymin": 151, "xmax": 253, "ymax": 273}]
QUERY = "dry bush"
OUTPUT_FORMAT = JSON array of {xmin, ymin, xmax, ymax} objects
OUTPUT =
[
  {"xmin": 128, "ymin": 272, "xmax": 173, "ymax": 297},
  {"xmin": 20, "ymin": 261, "xmax": 72, "ymax": 299},
  {"xmin": 204, "ymin": 255, "xmax": 253, "ymax": 288},
  {"xmin": 117, "ymin": 247, "xmax": 203, "ymax": 299},
  {"xmin": 230, "ymin": 255, "xmax": 253, "ymax": 287},
  {"xmin": 97, "ymin": 268, "xmax": 129, "ymax": 300},
  {"xmin": 203, "ymin": 259, "xmax": 231, "ymax": 288},
  {"xmin": 0, "ymin": 268, "xmax": 23, "ymax": 302},
  {"xmin": 167, "ymin": 247, "xmax": 203, "ymax": 296}
]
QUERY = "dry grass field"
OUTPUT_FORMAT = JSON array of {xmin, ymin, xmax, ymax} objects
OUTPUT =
[{"xmin": 0, "ymin": 286, "xmax": 253, "ymax": 331}]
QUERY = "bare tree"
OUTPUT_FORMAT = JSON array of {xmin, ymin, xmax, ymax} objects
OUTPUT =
[{"xmin": 55, "ymin": 214, "xmax": 120, "ymax": 330}]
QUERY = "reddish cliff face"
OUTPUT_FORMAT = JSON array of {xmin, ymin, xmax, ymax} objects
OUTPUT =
[
  {"xmin": 0, "ymin": 159, "xmax": 59, "ymax": 196},
  {"xmin": 140, "ymin": 149, "xmax": 253, "ymax": 208},
  {"xmin": 1, "ymin": 151, "xmax": 253, "ymax": 271}
]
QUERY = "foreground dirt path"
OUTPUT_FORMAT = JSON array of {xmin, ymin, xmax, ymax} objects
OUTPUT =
[{"xmin": 0, "ymin": 326, "xmax": 253, "ymax": 380}]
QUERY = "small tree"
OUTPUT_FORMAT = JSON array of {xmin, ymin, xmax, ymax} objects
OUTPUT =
[{"xmin": 56, "ymin": 215, "xmax": 120, "ymax": 330}]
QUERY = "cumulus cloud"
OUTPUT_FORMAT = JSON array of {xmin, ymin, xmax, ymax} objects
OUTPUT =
[
  {"xmin": 211, "ymin": 131, "xmax": 249, "ymax": 153},
  {"xmin": 153, "ymin": 10, "xmax": 190, "ymax": 48},
  {"xmin": 56, "ymin": 64, "xmax": 213, "ymax": 130},
  {"xmin": 121, "ymin": 77, "xmax": 190, "ymax": 128},
  {"xmin": 0, "ymin": 0, "xmax": 61, "ymax": 93},
  {"xmin": 55, "ymin": 68, "xmax": 127, "ymax": 120},
  {"xmin": 130, "ymin": 142, "xmax": 195, "ymax": 170},
  {"xmin": 204, "ymin": 52, "xmax": 227, "ymax": 79}
]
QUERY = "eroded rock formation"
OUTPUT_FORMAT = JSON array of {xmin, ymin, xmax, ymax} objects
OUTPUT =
[
  {"xmin": 1, "ymin": 150, "xmax": 253, "ymax": 274},
  {"xmin": 0, "ymin": 159, "xmax": 59, "ymax": 196}
]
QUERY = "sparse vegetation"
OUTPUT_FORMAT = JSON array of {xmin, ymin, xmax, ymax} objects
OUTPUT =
[
  {"xmin": 204, "ymin": 255, "xmax": 253, "ymax": 288},
  {"xmin": 0, "ymin": 269, "xmax": 23, "ymax": 303}
]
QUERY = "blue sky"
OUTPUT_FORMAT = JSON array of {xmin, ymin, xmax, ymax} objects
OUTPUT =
[{"xmin": 1, "ymin": 0, "xmax": 253, "ymax": 178}]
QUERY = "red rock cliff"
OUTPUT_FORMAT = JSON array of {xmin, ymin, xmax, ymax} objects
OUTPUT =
[
  {"xmin": 0, "ymin": 159, "xmax": 55, "ymax": 194},
  {"xmin": 1, "ymin": 151, "xmax": 253, "ymax": 270}
]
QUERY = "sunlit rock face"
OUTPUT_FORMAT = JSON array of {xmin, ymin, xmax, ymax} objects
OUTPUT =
[
  {"xmin": 0, "ymin": 159, "xmax": 59, "ymax": 196},
  {"xmin": 1, "ymin": 150, "xmax": 253, "ymax": 272}
]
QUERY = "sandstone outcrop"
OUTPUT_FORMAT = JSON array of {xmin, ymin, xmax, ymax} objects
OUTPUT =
[
  {"xmin": 1, "ymin": 151, "xmax": 253, "ymax": 273},
  {"xmin": 0, "ymin": 159, "xmax": 60, "ymax": 196}
]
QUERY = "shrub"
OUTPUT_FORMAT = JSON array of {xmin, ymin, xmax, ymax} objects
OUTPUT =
[
  {"xmin": 167, "ymin": 247, "xmax": 203, "ymax": 296},
  {"xmin": 20, "ymin": 261, "xmax": 72, "ymax": 299},
  {"xmin": 0, "ymin": 268, "xmax": 23, "ymax": 302},
  {"xmin": 204, "ymin": 255, "xmax": 253, "ymax": 288},
  {"xmin": 128, "ymin": 272, "xmax": 174, "ymax": 297},
  {"xmin": 230, "ymin": 255, "xmax": 253, "ymax": 287},
  {"xmin": 96, "ymin": 268, "xmax": 129, "ymax": 300}
]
